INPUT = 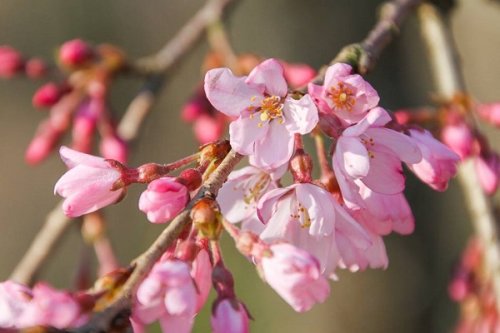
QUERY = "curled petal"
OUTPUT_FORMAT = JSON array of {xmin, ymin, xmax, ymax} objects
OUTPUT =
[{"xmin": 246, "ymin": 58, "xmax": 288, "ymax": 97}]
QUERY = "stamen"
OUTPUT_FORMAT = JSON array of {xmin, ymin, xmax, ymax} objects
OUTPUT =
[{"xmin": 328, "ymin": 82, "xmax": 356, "ymax": 112}]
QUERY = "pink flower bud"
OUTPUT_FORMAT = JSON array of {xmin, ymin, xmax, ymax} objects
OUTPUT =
[
  {"xmin": 25, "ymin": 58, "xmax": 48, "ymax": 79},
  {"xmin": 211, "ymin": 299, "xmax": 250, "ymax": 333},
  {"xmin": 59, "ymin": 39, "xmax": 93, "ymax": 67},
  {"xmin": 393, "ymin": 110, "xmax": 412, "ymax": 125},
  {"xmin": 475, "ymin": 153, "xmax": 500, "ymax": 195},
  {"xmin": 181, "ymin": 95, "xmax": 208, "ymax": 122},
  {"xmin": 441, "ymin": 122, "xmax": 474, "ymax": 160},
  {"xmin": 193, "ymin": 114, "xmax": 225, "ymax": 144},
  {"xmin": 139, "ymin": 177, "xmax": 189, "ymax": 224},
  {"xmin": 476, "ymin": 102, "xmax": 500, "ymax": 127},
  {"xmin": 32, "ymin": 83, "xmax": 62, "ymax": 108},
  {"xmin": 282, "ymin": 62, "xmax": 316, "ymax": 88},
  {"xmin": 54, "ymin": 146, "xmax": 125, "ymax": 217},
  {"xmin": 25, "ymin": 121, "xmax": 62, "ymax": 165},
  {"xmin": 260, "ymin": 243, "xmax": 330, "ymax": 312},
  {"xmin": 100, "ymin": 135, "xmax": 128, "ymax": 164},
  {"xmin": 0, "ymin": 46, "xmax": 23, "ymax": 78}
]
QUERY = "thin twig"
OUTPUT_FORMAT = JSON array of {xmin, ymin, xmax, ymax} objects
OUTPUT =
[
  {"xmin": 10, "ymin": 203, "xmax": 71, "ymax": 285},
  {"xmin": 301, "ymin": 0, "xmax": 421, "ymax": 92},
  {"xmin": 117, "ymin": 0, "xmax": 235, "ymax": 142},
  {"xmin": 418, "ymin": 2, "xmax": 500, "ymax": 311},
  {"xmin": 71, "ymin": 150, "xmax": 242, "ymax": 333}
]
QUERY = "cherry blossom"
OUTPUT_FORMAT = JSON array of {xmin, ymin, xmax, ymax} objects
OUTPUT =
[
  {"xmin": 211, "ymin": 298, "xmax": 250, "ymax": 333},
  {"xmin": 204, "ymin": 58, "xmax": 318, "ymax": 171},
  {"xmin": 308, "ymin": 63, "xmax": 379, "ymax": 123},
  {"xmin": 54, "ymin": 146, "xmax": 124, "ymax": 217}
]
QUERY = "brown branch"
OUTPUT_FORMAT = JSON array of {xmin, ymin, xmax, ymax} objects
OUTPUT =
[
  {"xmin": 302, "ymin": 0, "xmax": 421, "ymax": 92},
  {"xmin": 117, "ymin": 0, "xmax": 235, "ymax": 142},
  {"xmin": 9, "ymin": 203, "xmax": 71, "ymax": 285},
  {"xmin": 418, "ymin": 2, "xmax": 500, "ymax": 311},
  {"xmin": 71, "ymin": 150, "xmax": 242, "ymax": 333}
]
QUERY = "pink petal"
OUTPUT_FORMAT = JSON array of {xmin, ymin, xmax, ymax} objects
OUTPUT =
[
  {"xmin": 59, "ymin": 146, "xmax": 108, "ymax": 169},
  {"xmin": 361, "ymin": 147, "xmax": 405, "ymax": 194},
  {"xmin": 294, "ymin": 183, "xmax": 335, "ymax": 237},
  {"xmin": 324, "ymin": 63, "xmax": 352, "ymax": 87},
  {"xmin": 336, "ymin": 136, "xmax": 370, "ymax": 178},
  {"xmin": 367, "ymin": 128, "xmax": 422, "ymax": 164},
  {"xmin": 62, "ymin": 187, "xmax": 122, "ymax": 217},
  {"xmin": 159, "ymin": 314, "xmax": 194, "ymax": 333},
  {"xmin": 229, "ymin": 116, "xmax": 268, "ymax": 155},
  {"xmin": 252, "ymin": 121, "xmax": 294, "ymax": 170},
  {"xmin": 257, "ymin": 187, "xmax": 292, "ymax": 223},
  {"xmin": 246, "ymin": 58, "xmax": 288, "ymax": 97},
  {"xmin": 283, "ymin": 94, "xmax": 319, "ymax": 135},
  {"xmin": 343, "ymin": 107, "xmax": 391, "ymax": 137},
  {"xmin": 204, "ymin": 68, "xmax": 263, "ymax": 117}
]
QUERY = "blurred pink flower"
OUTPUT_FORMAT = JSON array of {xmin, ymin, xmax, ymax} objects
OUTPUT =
[
  {"xmin": 17, "ymin": 283, "xmax": 83, "ymax": 329},
  {"xmin": 138, "ymin": 177, "xmax": 189, "ymax": 224},
  {"xmin": 0, "ymin": 46, "xmax": 23, "ymax": 78},
  {"xmin": 260, "ymin": 243, "xmax": 330, "ymax": 312},
  {"xmin": 204, "ymin": 58, "xmax": 318, "ymax": 171},
  {"xmin": 32, "ymin": 83, "xmax": 62, "ymax": 108},
  {"xmin": 407, "ymin": 129, "xmax": 459, "ymax": 191},
  {"xmin": 133, "ymin": 259, "xmax": 198, "ymax": 333},
  {"xmin": 211, "ymin": 299, "xmax": 250, "ymax": 333},
  {"xmin": 54, "ymin": 146, "xmax": 124, "ymax": 217},
  {"xmin": 59, "ymin": 39, "xmax": 93, "ymax": 67},
  {"xmin": 441, "ymin": 121, "xmax": 474, "ymax": 160},
  {"xmin": 100, "ymin": 135, "xmax": 128, "ymax": 163},
  {"xmin": 308, "ymin": 63, "xmax": 379, "ymax": 123},
  {"xmin": 475, "ymin": 153, "xmax": 500, "ymax": 195},
  {"xmin": 0, "ymin": 281, "xmax": 31, "ymax": 329},
  {"xmin": 476, "ymin": 102, "xmax": 500, "ymax": 127}
]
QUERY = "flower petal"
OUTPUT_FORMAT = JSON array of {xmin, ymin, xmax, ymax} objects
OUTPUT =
[
  {"xmin": 204, "ymin": 68, "xmax": 264, "ymax": 117},
  {"xmin": 229, "ymin": 116, "xmax": 268, "ymax": 155},
  {"xmin": 284, "ymin": 94, "xmax": 319, "ymax": 135},
  {"xmin": 246, "ymin": 59, "xmax": 288, "ymax": 97},
  {"xmin": 251, "ymin": 121, "xmax": 294, "ymax": 170},
  {"xmin": 367, "ymin": 128, "xmax": 422, "ymax": 164},
  {"xmin": 336, "ymin": 136, "xmax": 370, "ymax": 178}
]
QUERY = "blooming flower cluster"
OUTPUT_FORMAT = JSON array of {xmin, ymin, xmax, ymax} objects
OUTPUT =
[{"xmin": 43, "ymin": 58, "xmax": 462, "ymax": 332}]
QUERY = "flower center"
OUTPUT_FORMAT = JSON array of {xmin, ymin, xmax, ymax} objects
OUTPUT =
[
  {"xmin": 328, "ymin": 82, "xmax": 356, "ymax": 112},
  {"xmin": 248, "ymin": 95, "xmax": 285, "ymax": 127},
  {"xmin": 290, "ymin": 201, "xmax": 312, "ymax": 228},
  {"xmin": 360, "ymin": 136, "xmax": 375, "ymax": 158},
  {"xmin": 242, "ymin": 173, "xmax": 271, "ymax": 205}
]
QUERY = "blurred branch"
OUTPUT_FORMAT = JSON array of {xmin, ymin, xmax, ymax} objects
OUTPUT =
[
  {"xmin": 71, "ymin": 150, "xmax": 243, "ymax": 333},
  {"xmin": 418, "ymin": 2, "xmax": 500, "ymax": 311},
  {"xmin": 10, "ymin": 0, "xmax": 236, "ymax": 286},
  {"xmin": 9, "ymin": 203, "xmax": 71, "ymax": 285},
  {"xmin": 301, "ymin": 0, "xmax": 421, "ymax": 92},
  {"xmin": 118, "ymin": 0, "xmax": 235, "ymax": 141}
]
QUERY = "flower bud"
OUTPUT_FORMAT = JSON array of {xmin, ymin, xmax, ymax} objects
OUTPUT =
[
  {"xmin": 178, "ymin": 168, "xmax": 202, "ymax": 191},
  {"xmin": 199, "ymin": 140, "xmax": 231, "ymax": 167},
  {"xmin": 139, "ymin": 177, "xmax": 189, "ymax": 224},
  {"xmin": 191, "ymin": 198, "xmax": 222, "ymax": 240},
  {"xmin": 289, "ymin": 149, "xmax": 313, "ymax": 183},
  {"xmin": 0, "ymin": 46, "xmax": 23, "ymax": 78},
  {"xmin": 32, "ymin": 83, "xmax": 62, "ymax": 108},
  {"xmin": 211, "ymin": 298, "xmax": 250, "ymax": 333},
  {"xmin": 194, "ymin": 114, "xmax": 225, "ymax": 144},
  {"xmin": 100, "ymin": 135, "xmax": 128, "ymax": 164},
  {"xmin": 59, "ymin": 39, "xmax": 93, "ymax": 68},
  {"xmin": 282, "ymin": 62, "xmax": 316, "ymax": 89},
  {"xmin": 25, "ymin": 58, "xmax": 47, "ymax": 79}
]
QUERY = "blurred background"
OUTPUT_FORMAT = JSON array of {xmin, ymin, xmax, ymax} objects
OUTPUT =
[{"xmin": 0, "ymin": 0, "xmax": 499, "ymax": 332}]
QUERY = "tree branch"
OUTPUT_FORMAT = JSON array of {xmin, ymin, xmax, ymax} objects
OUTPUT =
[
  {"xmin": 71, "ymin": 150, "xmax": 242, "ymax": 333},
  {"xmin": 418, "ymin": 2, "xmax": 500, "ymax": 311}
]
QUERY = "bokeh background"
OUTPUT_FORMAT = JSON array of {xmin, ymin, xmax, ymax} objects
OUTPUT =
[{"xmin": 0, "ymin": 0, "xmax": 499, "ymax": 332}]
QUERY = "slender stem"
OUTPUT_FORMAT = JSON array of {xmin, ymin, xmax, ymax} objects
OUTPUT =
[
  {"xmin": 70, "ymin": 150, "xmax": 242, "ymax": 332},
  {"xmin": 9, "ymin": 203, "xmax": 71, "ymax": 285},
  {"xmin": 313, "ymin": 132, "xmax": 332, "ymax": 179},
  {"xmin": 418, "ymin": 2, "xmax": 500, "ymax": 311},
  {"xmin": 118, "ymin": 0, "xmax": 235, "ymax": 142}
]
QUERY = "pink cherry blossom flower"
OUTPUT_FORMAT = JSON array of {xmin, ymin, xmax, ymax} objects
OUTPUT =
[
  {"xmin": 258, "ymin": 183, "xmax": 370, "ymax": 277},
  {"xmin": 218, "ymin": 166, "xmax": 275, "ymax": 226},
  {"xmin": 260, "ymin": 243, "xmax": 330, "ymax": 312},
  {"xmin": 133, "ymin": 259, "xmax": 198, "ymax": 333},
  {"xmin": 191, "ymin": 249, "xmax": 213, "ymax": 312},
  {"xmin": 100, "ymin": 135, "xmax": 128, "ymax": 163},
  {"xmin": 281, "ymin": 61, "xmax": 316, "ymax": 88},
  {"xmin": 0, "ymin": 46, "xmax": 23, "ymax": 78},
  {"xmin": 308, "ymin": 63, "xmax": 379, "ymax": 123},
  {"xmin": 407, "ymin": 129, "xmax": 460, "ymax": 191},
  {"xmin": 204, "ymin": 58, "xmax": 319, "ymax": 171},
  {"xmin": 211, "ymin": 298, "xmax": 250, "ymax": 333},
  {"xmin": 0, "ymin": 281, "xmax": 31, "ymax": 329},
  {"xmin": 59, "ymin": 39, "xmax": 93, "ymax": 67},
  {"xmin": 475, "ymin": 153, "xmax": 500, "ymax": 195},
  {"xmin": 476, "ymin": 102, "xmax": 500, "ymax": 127},
  {"xmin": 441, "ymin": 121, "xmax": 474, "ymax": 160},
  {"xmin": 332, "ymin": 107, "xmax": 421, "ymax": 207},
  {"xmin": 54, "ymin": 146, "xmax": 124, "ymax": 217},
  {"xmin": 138, "ymin": 177, "xmax": 189, "ymax": 224},
  {"xmin": 17, "ymin": 283, "xmax": 84, "ymax": 329}
]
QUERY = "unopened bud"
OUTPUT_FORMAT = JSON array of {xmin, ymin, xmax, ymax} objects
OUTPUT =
[
  {"xmin": 32, "ymin": 83, "xmax": 62, "ymax": 108},
  {"xmin": 100, "ymin": 135, "xmax": 128, "ymax": 164},
  {"xmin": 0, "ymin": 46, "xmax": 23, "ymax": 78},
  {"xmin": 25, "ymin": 58, "xmax": 48, "ymax": 79},
  {"xmin": 194, "ymin": 114, "xmax": 225, "ymax": 144},
  {"xmin": 59, "ymin": 39, "xmax": 93, "ymax": 68},
  {"xmin": 178, "ymin": 168, "xmax": 202, "ymax": 191},
  {"xmin": 191, "ymin": 198, "xmax": 222, "ymax": 240},
  {"xmin": 199, "ymin": 140, "xmax": 231, "ymax": 167},
  {"xmin": 289, "ymin": 149, "xmax": 313, "ymax": 183}
]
